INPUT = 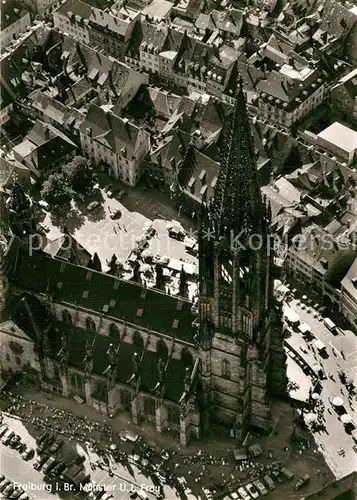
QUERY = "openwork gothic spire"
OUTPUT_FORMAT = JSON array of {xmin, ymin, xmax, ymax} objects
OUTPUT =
[{"xmin": 212, "ymin": 77, "xmax": 264, "ymax": 240}]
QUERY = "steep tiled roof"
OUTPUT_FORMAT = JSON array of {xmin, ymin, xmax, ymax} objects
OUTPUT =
[
  {"xmin": 148, "ymin": 88, "xmax": 181, "ymax": 118},
  {"xmin": 80, "ymin": 104, "xmax": 148, "ymax": 159},
  {"xmin": 0, "ymin": 157, "xmax": 30, "ymax": 189},
  {"xmin": 150, "ymin": 130, "xmax": 191, "ymax": 168},
  {"xmin": 127, "ymin": 20, "xmax": 167, "ymax": 57},
  {"xmin": 29, "ymin": 90, "xmax": 68, "ymax": 125},
  {"xmin": 0, "ymin": 0, "xmax": 29, "ymax": 31},
  {"xmin": 320, "ymin": 0, "xmax": 357, "ymax": 39},
  {"xmin": 178, "ymin": 146, "xmax": 219, "ymax": 203},
  {"xmin": 5, "ymin": 238, "xmax": 197, "ymax": 345}
]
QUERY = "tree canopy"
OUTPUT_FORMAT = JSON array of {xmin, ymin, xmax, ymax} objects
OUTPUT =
[
  {"xmin": 8, "ymin": 182, "xmax": 30, "ymax": 215},
  {"xmin": 62, "ymin": 156, "xmax": 97, "ymax": 196},
  {"xmin": 41, "ymin": 173, "xmax": 73, "ymax": 206}
]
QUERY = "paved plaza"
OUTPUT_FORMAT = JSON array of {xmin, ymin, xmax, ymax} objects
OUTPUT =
[{"xmin": 41, "ymin": 186, "xmax": 197, "ymax": 276}]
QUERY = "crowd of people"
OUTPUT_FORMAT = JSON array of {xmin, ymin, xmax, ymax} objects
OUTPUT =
[{"xmin": 0, "ymin": 386, "xmax": 325, "ymax": 499}]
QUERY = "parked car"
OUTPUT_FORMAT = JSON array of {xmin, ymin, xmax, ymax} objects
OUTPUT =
[
  {"xmin": 21, "ymin": 446, "xmax": 35, "ymax": 461},
  {"xmin": 36, "ymin": 430, "xmax": 49, "ymax": 445},
  {"xmin": 9, "ymin": 435, "xmax": 21, "ymax": 448},
  {"xmin": 10, "ymin": 487, "xmax": 24, "ymax": 499},
  {"xmin": 2, "ymin": 429, "xmax": 15, "ymax": 445},
  {"xmin": 237, "ymin": 487, "xmax": 251, "ymax": 500},
  {"xmin": 33, "ymin": 454, "xmax": 49, "ymax": 470},
  {"xmin": 263, "ymin": 475, "xmax": 275, "ymax": 491},
  {"xmin": 48, "ymin": 439, "xmax": 62, "ymax": 454},
  {"xmin": 51, "ymin": 462, "xmax": 66, "ymax": 476},
  {"xmin": 17, "ymin": 442, "xmax": 26, "ymax": 453},
  {"xmin": 0, "ymin": 480, "xmax": 11, "ymax": 492},
  {"xmin": 253, "ymin": 480, "xmax": 268, "ymax": 496},
  {"xmin": 0, "ymin": 424, "xmax": 8, "ymax": 437},
  {"xmin": 246, "ymin": 483, "xmax": 259, "ymax": 498},
  {"xmin": 271, "ymin": 470, "xmax": 283, "ymax": 483},
  {"xmin": 114, "ymin": 190, "xmax": 126, "ymax": 201},
  {"xmin": 18, "ymin": 494, "xmax": 29, "ymax": 500},
  {"xmin": 38, "ymin": 434, "xmax": 54, "ymax": 453},
  {"xmin": 294, "ymin": 474, "xmax": 311, "ymax": 491},
  {"xmin": 43, "ymin": 456, "xmax": 57, "ymax": 474},
  {"xmin": 168, "ymin": 227, "xmax": 185, "ymax": 241},
  {"xmin": 280, "ymin": 468, "xmax": 294, "ymax": 481},
  {"xmin": 3, "ymin": 483, "xmax": 15, "ymax": 497},
  {"xmin": 86, "ymin": 201, "xmax": 99, "ymax": 211}
]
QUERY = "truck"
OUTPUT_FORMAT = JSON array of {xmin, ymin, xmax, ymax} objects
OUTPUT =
[{"xmin": 323, "ymin": 317, "xmax": 337, "ymax": 334}]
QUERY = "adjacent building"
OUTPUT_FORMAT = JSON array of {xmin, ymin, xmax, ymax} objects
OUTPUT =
[
  {"xmin": 0, "ymin": 1, "xmax": 31, "ymax": 53},
  {"xmin": 80, "ymin": 104, "xmax": 151, "ymax": 186},
  {"xmin": 340, "ymin": 256, "xmax": 357, "ymax": 328}
]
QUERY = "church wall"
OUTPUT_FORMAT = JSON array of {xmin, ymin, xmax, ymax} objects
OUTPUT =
[
  {"xmin": 211, "ymin": 350, "xmax": 242, "ymax": 384},
  {"xmin": 211, "ymin": 375, "xmax": 240, "ymax": 399},
  {"xmin": 213, "ymin": 388, "xmax": 240, "ymax": 411},
  {"xmin": 214, "ymin": 407, "xmax": 236, "ymax": 424}
]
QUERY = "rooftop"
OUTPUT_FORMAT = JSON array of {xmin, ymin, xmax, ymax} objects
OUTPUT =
[
  {"xmin": 317, "ymin": 122, "xmax": 357, "ymax": 154},
  {"xmin": 142, "ymin": 0, "xmax": 173, "ymax": 20}
]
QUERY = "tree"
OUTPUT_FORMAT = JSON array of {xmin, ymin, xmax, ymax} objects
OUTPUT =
[
  {"xmin": 62, "ymin": 156, "xmax": 97, "ymax": 196},
  {"xmin": 41, "ymin": 173, "xmax": 73, "ymax": 206},
  {"xmin": 8, "ymin": 182, "xmax": 30, "ymax": 215}
]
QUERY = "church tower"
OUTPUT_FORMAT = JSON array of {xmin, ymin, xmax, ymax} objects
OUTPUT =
[{"xmin": 198, "ymin": 78, "xmax": 287, "ymax": 440}]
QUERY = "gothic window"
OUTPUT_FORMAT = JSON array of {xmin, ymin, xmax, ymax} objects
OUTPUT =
[
  {"xmin": 120, "ymin": 389, "xmax": 131, "ymax": 411},
  {"xmin": 86, "ymin": 317, "xmax": 96, "ymax": 332},
  {"xmin": 168, "ymin": 405, "xmax": 180, "ymax": 424},
  {"xmin": 95, "ymin": 381, "xmax": 107, "ymax": 401},
  {"xmin": 242, "ymin": 313, "xmax": 251, "ymax": 336},
  {"xmin": 62, "ymin": 310, "xmax": 72, "ymax": 325},
  {"xmin": 144, "ymin": 397, "xmax": 156, "ymax": 416},
  {"xmin": 221, "ymin": 264, "xmax": 232, "ymax": 284},
  {"xmin": 70, "ymin": 372, "xmax": 84, "ymax": 390},
  {"xmin": 221, "ymin": 359, "xmax": 231, "ymax": 379},
  {"xmin": 133, "ymin": 331, "xmax": 144, "ymax": 352},
  {"xmin": 109, "ymin": 323, "xmax": 120, "ymax": 338},
  {"xmin": 181, "ymin": 348, "xmax": 193, "ymax": 368},
  {"xmin": 156, "ymin": 339, "xmax": 168, "ymax": 362}
]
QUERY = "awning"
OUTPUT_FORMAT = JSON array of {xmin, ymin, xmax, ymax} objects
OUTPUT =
[
  {"xmin": 341, "ymin": 414, "xmax": 352, "ymax": 424},
  {"xmin": 314, "ymin": 340, "xmax": 326, "ymax": 351},
  {"xmin": 305, "ymin": 413, "xmax": 318, "ymax": 423},
  {"xmin": 284, "ymin": 307, "xmax": 300, "ymax": 324},
  {"xmin": 299, "ymin": 323, "xmax": 311, "ymax": 334}
]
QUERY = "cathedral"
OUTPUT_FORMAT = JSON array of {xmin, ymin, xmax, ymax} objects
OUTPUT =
[{"xmin": 0, "ymin": 79, "xmax": 287, "ymax": 445}]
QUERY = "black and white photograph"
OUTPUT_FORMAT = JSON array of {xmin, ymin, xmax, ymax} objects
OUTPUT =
[{"xmin": 0, "ymin": 0, "xmax": 356, "ymax": 498}]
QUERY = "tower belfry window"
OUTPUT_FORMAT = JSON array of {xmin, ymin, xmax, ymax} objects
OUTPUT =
[{"xmin": 221, "ymin": 264, "xmax": 232, "ymax": 284}]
